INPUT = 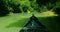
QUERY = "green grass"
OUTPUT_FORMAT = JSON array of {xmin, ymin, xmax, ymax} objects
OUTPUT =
[
  {"xmin": 0, "ymin": 13, "xmax": 31, "ymax": 32},
  {"xmin": 0, "ymin": 11, "xmax": 59, "ymax": 32}
]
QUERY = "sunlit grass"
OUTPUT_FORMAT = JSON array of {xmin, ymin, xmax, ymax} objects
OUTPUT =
[{"xmin": 41, "ymin": 11, "xmax": 57, "ymax": 16}]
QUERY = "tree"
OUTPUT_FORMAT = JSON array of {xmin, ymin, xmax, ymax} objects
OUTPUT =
[
  {"xmin": 8, "ymin": 0, "xmax": 22, "ymax": 13},
  {"xmin": 36, "ymin": 0, "xmax": 57, "ymax": 6},
  {"xmin": 30, "ymin": 0, "xmax": 41, "ymax": 12},
  {"xmin": 11, "ymin": 3, "xmax": 22, "ymax": 13},
  {"xmin": 36, "ymin": 0, "xmax": 60, "ymax": 10},
  {"xmin": 46, "ymin": 3, "xmax": 55, "ymax": 10},
  {"xmin": 22, "ymin": 5, "xmax": 28, "ymax": 12},
  {"xmin": 53, "ymin": 7, "xmax": 60, "ymax": 15},
  {"xmin": 36, "ymin": 0, "xmax": 49, "ymax": 6},
  {"xmin": 0, "ymin": 0, "xmax": 9, "ymax": 16}
]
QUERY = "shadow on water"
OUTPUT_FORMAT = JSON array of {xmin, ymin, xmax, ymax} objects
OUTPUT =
[
  {"xmin": 6, "ymin": 16, "xmax": 60, "ymax": 32},
  {"xmin": 38, "ymin": 16, "xmax": 60, "ymax": 32}
]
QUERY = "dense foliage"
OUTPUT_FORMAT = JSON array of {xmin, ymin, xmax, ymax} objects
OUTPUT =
[
  {"xmin": 0, "ymin": 0, "xmax": 60, "ymax": 16},
  {"xmin": 53, "ymin": 7, "xmax": 60, "ymax": 15},
  {"xmin": 0, "ymin": 0, "xmax": 9, "ymax": 16}
]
